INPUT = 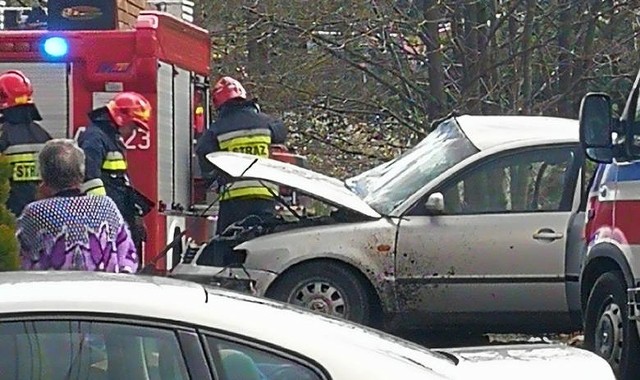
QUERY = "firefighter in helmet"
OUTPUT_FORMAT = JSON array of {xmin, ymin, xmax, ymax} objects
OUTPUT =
[
  {"xmin": 0, "ymin": 70, "xmax": 52, "ymax": 216},
  {"xmin": 77, "ymin": 92, "xmax": 154, "ymax": 255},
  {"xmin": 196, "ymin": 76, "xmax": 287, "ymax": 235}
]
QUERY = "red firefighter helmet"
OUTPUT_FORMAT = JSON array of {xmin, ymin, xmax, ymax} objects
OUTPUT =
[
  {"xmin": 212, "ymin": 76, "xmax": 247, "ymax": 109},
  {"xmin": 0, "ymin": 70, "xmax": 34, "ymax": 110},
  {"xmin": 106, "ymin": 92, "xmax": 152, "ymax": 130}
]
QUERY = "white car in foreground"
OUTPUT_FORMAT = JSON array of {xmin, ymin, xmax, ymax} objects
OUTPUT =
[{"xmin": 0, "ymin": 272, "xmax": 614, "ymax": 380}]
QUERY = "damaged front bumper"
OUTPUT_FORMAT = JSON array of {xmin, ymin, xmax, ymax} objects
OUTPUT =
[{"xmin": 169, "ymin": 266, "xmax": 277, "ymax": 296}]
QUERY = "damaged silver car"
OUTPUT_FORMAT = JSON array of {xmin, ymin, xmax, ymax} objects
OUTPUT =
[{"xmin": 171, "ymin": 115, "xmax": 587, "ymax": 335}]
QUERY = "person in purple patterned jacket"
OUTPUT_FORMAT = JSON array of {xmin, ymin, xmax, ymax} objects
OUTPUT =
[{"xmin": 16, "ymin": 139, "xmax": 138, "ymax": 273}]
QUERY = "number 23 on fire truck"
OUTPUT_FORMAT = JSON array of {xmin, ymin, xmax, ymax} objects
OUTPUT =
[{"xmin": 73, "ymin": 126, "xmax": 150, "ymax": 150}]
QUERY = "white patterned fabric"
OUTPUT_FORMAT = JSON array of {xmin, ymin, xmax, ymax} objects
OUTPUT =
[{"xmin": 16, "ymin": 194, "xmax": 138, "ymax": 273}]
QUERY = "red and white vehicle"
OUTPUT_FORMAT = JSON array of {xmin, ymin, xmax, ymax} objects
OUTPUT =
[{"xmin": 578, "ymin": 69, "xmax": 640, "ymax": 378}]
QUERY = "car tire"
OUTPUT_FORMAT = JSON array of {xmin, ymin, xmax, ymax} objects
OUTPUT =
[
  {"xmin": 584, "ymin": 271, "xmax": 640, "ymax": 379},
  {"xmin": 266, "ymin": 261, "xmax": 372, "ymax": 325}
]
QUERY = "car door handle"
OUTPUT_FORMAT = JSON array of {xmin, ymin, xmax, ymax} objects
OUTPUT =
[{"xmin": 533, "ymin": 229, "xmax": 564, "ymax": 241}]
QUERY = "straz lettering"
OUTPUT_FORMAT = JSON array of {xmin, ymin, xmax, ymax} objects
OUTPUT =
[
  {"xmin": 231, "ymin": 144, "xmax": 268, "ymax": 157},
  {"xmin": 13, "ymin": 162, "xmax": 39, "ymax": 181}
]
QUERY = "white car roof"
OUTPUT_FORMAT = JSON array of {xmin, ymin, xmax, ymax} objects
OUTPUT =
[
  {"xmin": 0, "ymin": 271, "xmax": 453, "ymax": 379},
  {"xmin": 455, "ymin": 115, "xmax": 579, "ymax": 150}
]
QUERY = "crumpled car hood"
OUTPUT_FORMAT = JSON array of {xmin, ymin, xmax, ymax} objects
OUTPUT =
[
  {"xmin": 440, "ymin": 344, "xmax": 615, "ymax": 379},
  {"xmin": 206, "ymin": 152, "xmax": 382, "ymax": 218}
]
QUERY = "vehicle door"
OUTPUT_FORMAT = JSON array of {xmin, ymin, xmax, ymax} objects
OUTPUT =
[
  {"xmin": 564, "ymin": 157, "xmax": 599, "ymax": 320},
  {"xmin": 394, "ymin": 144, "xmax": 582, "ymax": 326}
]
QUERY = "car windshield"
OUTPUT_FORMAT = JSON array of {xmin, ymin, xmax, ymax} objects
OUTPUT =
[
  {"xmin": 362, "ymin": 118, "xmax": 479, "ymax": 215},
  {"xmin": 347, "ymin": 136, "xmax": 433, "ymax": 199}
]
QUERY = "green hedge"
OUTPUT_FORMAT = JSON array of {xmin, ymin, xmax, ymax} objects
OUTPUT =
[{"xmin": 0, "ymin": 156, "xmax": 20, "ymax": 271}]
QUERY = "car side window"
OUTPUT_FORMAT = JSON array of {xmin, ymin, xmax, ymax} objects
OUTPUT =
[
  {"xmin": 0, "ymin": 320, "xmax": 189, "ymax": 380},
  {"xmin": 440, "ymin": 147, "xmax": 577, "ymax": 215},
  {"xmin": 205, "ymin": 335, "xmax": 323, "ymax": 380}
]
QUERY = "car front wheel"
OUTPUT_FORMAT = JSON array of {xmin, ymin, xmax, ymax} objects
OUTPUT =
[
  {"xmin": 266, "ymin": 261, "xmax": 372, "ymax": 325},
  {"xmin": 584, "ymin": 271, "xmax": 640, "ymax": 379}
]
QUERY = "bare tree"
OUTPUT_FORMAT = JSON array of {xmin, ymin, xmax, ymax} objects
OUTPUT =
[{"xmin": 196, "ymin": 0, "xmax": 640, "ymax": 177}]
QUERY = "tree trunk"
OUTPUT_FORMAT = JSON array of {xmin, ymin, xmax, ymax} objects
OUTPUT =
[
  {"xmin": 570, "ymin": 0, "xmax": 601, "ymax": 115},
  {"xmin": 245, "ymin": 0, "xmax": 270, "ymax": 76},
  {"xmin": 519, "ymin": 0, "xmax": 535, "ymax": 114},
  {"xmin": 461, "ymin": 0, "xmax": 481, "ymax": 113},
  {"xmin": 422, "ymin": 0, "xmax": 446, "ymax": 119},
  {"xmin": 556, "ymin": 0, "xmax": 574, "ymax": 117},
  {"xmin": 508, "ymin": 4, "xmax": 519, "ymax": 113}
]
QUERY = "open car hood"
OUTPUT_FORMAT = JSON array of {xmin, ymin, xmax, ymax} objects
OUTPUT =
[{"xmin": 205, "ymin": 152, "xmax": 382, "ymax": 218}]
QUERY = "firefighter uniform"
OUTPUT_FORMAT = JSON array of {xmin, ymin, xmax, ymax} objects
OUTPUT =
[
  {"xmin": 196, "ymin": 98, "xmax": 287, "ymax": 235},
  {"xmin": 78, "ymin": 115, "xmax": 130, "ymax": 203},
  {"xmin": 0, "ymin": 106, "xmax": 52, "ymax": 216},
  {"xmin": 77, "ymin": 108, "xmax": 150, "ymax": 253},
  {"xmin": 0, "ymin": 70, "xmax": 53, "ymax": 216}
]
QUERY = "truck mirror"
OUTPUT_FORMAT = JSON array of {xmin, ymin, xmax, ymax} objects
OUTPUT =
[{"xmin": 579, "ymin": 93, "xmax": 614, "ymax": 163}]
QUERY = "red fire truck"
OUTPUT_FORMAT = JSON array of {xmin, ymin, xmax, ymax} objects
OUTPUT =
[
  {"xmin": 0, "ymin": 9, "xmax": 212, "ymax": 269},
  {"xmin": 0, "ymin": 7, "xmax": 309, "ymax": 272}
]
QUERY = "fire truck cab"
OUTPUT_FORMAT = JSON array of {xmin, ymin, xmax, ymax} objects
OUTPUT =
[{"xmin": 579, "ymin": 69, "xmax": 640, "ymax": 378}]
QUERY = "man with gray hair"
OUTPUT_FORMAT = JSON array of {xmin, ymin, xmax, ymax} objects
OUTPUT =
[{"xmin": 16, "ymin": 139, "xmax": 139, "ymax": 272}]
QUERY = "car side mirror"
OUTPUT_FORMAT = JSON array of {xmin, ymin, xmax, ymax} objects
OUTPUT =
[
  {"xmin": 579, "ymin": 92, "xmax": 614, "ymax": 163},
  {"xmin": 425, "ymin": 193, "xmax": 445, "ymax": 214}
]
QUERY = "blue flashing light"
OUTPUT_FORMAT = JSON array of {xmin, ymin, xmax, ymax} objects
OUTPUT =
[{"xmin": 43, "ymin": 37, "xmax": 69, "ymax": 58}]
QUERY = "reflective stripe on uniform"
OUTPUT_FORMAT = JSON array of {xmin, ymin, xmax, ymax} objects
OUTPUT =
[
  {"xmin": 4, "ymin": 143, "xmax": 46, "ymax": 155},
  {"xmin": 216, "ymin": 128, "xmax": 274, "ymax": 199},
  {"xmin": 87, "ymin": 187, "xmax": 107, "ymax": 196},
  {"xmin": 86, "ymin": 187, "xmax": 107, "ymax": 196},
  {"xmin": 105, "ymin": 152, "xmax": 125, "ymax": 160},
  {"xmin": 217, "ymin": 128, "xmax": 271, "ymax": 142},
  {"xmin": 102, "ymin": 160, "xmax": 127, "ymax": 170},
  {"xmin": 220, "ymin": 179, "xmax": 279, "ymax": 201},
  {"xmin": 3, "ymin": 143, "xmax": 46, "ymax": 182},
  {"xmin": 81, "ymin": 178, "xmax": 106, "ymax": 195},
  {"xmin": 221, "ymin": 187, "xmax": 273, "ymax": 200},
  {"xmin": 102, "ymin": 151, "xmax": 127, "ymax": 171},
  {"xmin": 217, "ymin": 128, "xmax": 272, "ymax": 158},
  {"xmin": 5, "ymin": 152, "xmax": 37, "ymax": 164}
]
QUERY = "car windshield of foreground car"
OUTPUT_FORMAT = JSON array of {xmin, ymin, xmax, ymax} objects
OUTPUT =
[{"xmin": 363, "ymin": 118, "xmax": 479, "ymax": 215}]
